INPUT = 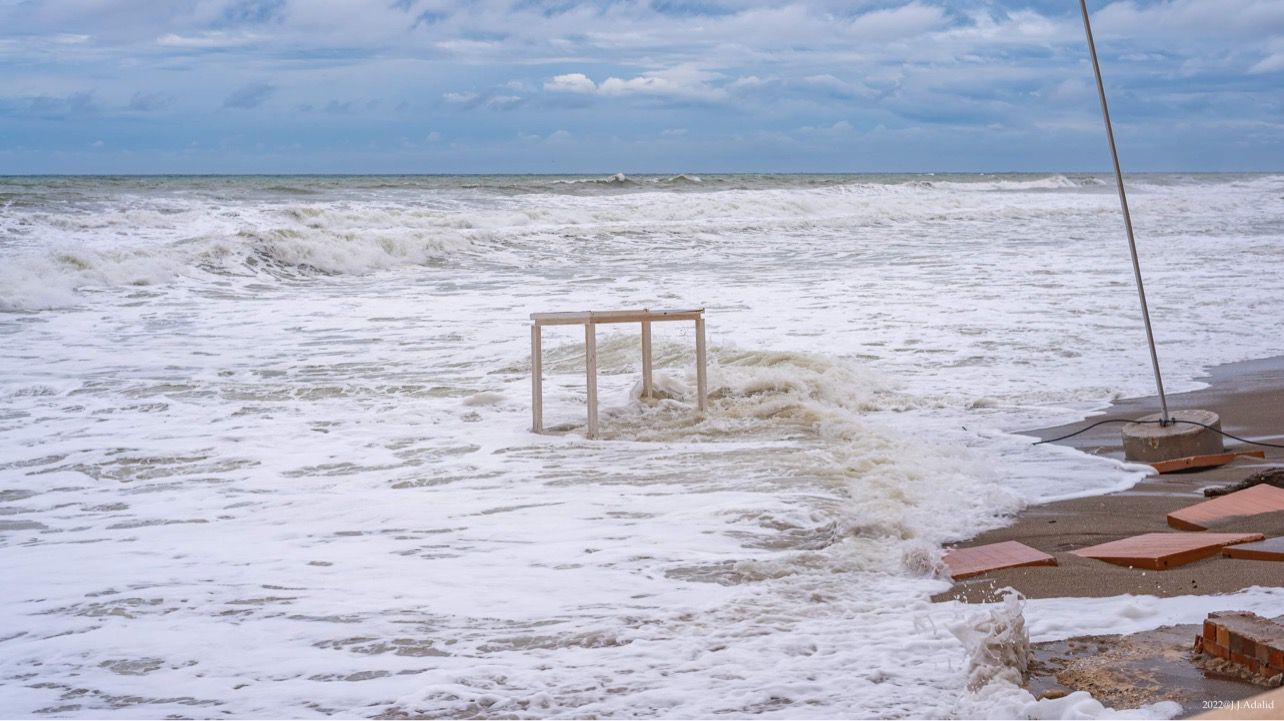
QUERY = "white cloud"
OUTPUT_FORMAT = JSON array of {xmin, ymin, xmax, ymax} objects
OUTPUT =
[
  {"xmin": 517, "ymin": 129, "xmax": 571, "ymax": 143},
  {"xmin": 796, "ymin": 120, "xmax": 855, "ymax": 136},
  {"xmin": 801, "ymin": 74, "xmax": 874, "ymax": 98},
  {"xmin": 544, "ymin": 73, "xmax": 597, "ymax": 93},
  {"xmin": 846, "ymin": 2, "xmax": 947, "ymax": 41},
  {"xmin": 434, "ymin": 38, "xmax": 502, "ymax": 54},
  {"xmin": 484, "ymin": 94, "xmax": 522, "ymax": 109},
  {"xmin": 1249, "ymin": 52, "xmax": 1284, "ymax": 74},
  {"xmin": 157, "ymin": 31, "xmax": 261, "ymax": 48},
  {"xmin": 1095, "ymin": 0, "xmax": 1284, "ymax": 39},
  {"xmin": 545, "ymin": 66, "xmax": 725, "ymax": 101},
  {"xmin": 598, "ymin": 65, "xmax": 725, "ymax": 100},
  {"xmin": 598, "ymin": 75, "xmax": 675, "ymax": 96},
  {"xmin": 2, "ymin": 0, "xmax": 1282, "ymax": 171}
]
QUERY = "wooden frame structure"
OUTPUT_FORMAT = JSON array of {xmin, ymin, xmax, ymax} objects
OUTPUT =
[{"xmin": 530, "ymin": 308, "xmax": 706, "ymax": 438}]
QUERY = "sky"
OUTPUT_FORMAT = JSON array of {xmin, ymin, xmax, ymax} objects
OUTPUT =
[{"xmin": 1, "ymin": 0, "xmax": 1282, "ymax": 174}]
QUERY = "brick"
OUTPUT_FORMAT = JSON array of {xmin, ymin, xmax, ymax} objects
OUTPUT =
[
  {"xmin": 1203, "ymin": 611, "xmax": 1284, "ymax": 679},
  {"xmin": 1205, "ymin": 621, "xmax": 1218, "ymax": 641},
  {"xmin": 1231, "ymin": 653, "xmax": 1263, "ymax": 675}
]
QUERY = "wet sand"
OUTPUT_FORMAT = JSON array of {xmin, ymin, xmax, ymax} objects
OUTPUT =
[
  {"xmin": 935, "ymin": 356, "xmax": 1284, "ymax": 716},
  {"xmin": 935, "ymin": 355, "xmax": 1284, "ymax": 604},
  {"xmin": 1026, "ymin": 621, "xmax": 1273, "ymax": 718}
]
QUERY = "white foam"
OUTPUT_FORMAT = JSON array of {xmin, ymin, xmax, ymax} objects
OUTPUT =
[{"xmin": 2, "ymin": 174, "xmax": 1283, "ymax": 717}]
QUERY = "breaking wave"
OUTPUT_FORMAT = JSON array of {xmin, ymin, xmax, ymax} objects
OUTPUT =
[
  {"xmin": 918, "ymin": 174, "xmax": 1085, "ymax": 191},
  {"xmin": 533, "ymin": 337, "xmax": 1022, "ymax": 551},
  {"xmin": 3, "ymin": 172, "xmax": 1279, "ymax": 311},
  {"xmin": 5, "ymin": 172, "xmax": 1284, "ymax": 719}
]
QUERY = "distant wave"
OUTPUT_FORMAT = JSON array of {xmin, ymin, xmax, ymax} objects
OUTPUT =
[
  {"xmin": 541, "ymin": 173, "xmax": 706, "ymax": 192},
  {"xmin": 0, "ymin": 203, "xmax": 478, "ymax": 310},
  {"xmin": 915, "ymin": 174, "xmax": 1088, "ymax": 192},
  {"xmin": 550, "ymin": 172, "xmax": 636, "ymax": 187},
  {"xmin": 654, "ymin": 174, "xmax": 703, "ymax": 185},
  {"xmin": 260, "ymin": 185, "xmax": 322, "ymax": 195},
  {"xmin": 3, "ymin": 173, "xmax": 1277, "ymax": 310}
]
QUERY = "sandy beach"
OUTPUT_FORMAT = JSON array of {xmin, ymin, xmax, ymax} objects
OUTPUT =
[
  {"xmin": 936, "ymin": 355, "xmax": 1284, "ymax": 715},
  {"xmin": 937, "ymin": 354, "xmax": 1284, "ymax": 603}
]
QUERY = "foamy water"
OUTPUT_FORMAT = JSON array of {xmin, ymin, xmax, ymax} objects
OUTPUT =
[{"xmin": 2, "ymin": 173, "xmax": 1283, "ymax": 718}]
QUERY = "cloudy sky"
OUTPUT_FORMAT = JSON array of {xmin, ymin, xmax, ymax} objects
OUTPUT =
[{"xmin": 1, "ymin": 0, "xmax": 1282, "ymax": 173}]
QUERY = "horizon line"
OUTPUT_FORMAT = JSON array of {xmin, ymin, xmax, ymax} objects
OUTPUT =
[{"xmin": 3, "ymin": 169, "xmax": 1281, "ymax": 178}]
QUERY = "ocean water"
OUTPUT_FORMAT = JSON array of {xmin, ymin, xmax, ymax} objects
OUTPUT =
[{"xmin": 1, "ymin": 173, "xmax": 1283, "ymax": 718}]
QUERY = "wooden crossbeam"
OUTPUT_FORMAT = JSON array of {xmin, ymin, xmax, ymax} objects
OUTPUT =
[{"xmin": 531, "ymin": 308, "xmax": 703, "ymax": 326}]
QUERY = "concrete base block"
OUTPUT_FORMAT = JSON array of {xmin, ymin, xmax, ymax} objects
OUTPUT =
[{"xmin": 1122, "ymin": 409, "xmax": 1224, "ymax": 463}]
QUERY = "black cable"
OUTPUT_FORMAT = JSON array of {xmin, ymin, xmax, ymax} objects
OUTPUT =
[
  {"xmin": 1035, "ymin": 418, "xmax": 1133, "ymax": 444},
  {"xmin": 1034, "ymin": 418, "xmax": 1284, "ymax": 450}
]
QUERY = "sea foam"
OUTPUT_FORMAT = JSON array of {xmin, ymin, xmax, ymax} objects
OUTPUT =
[{"xmin": 2, "ymin": 173, "xmax": 1283, "ymax": 718}]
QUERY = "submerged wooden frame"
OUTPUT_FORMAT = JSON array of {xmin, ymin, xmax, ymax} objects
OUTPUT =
[{"xmin": 530, "ymin": 308, "xmax": 707, "ymax": 439}]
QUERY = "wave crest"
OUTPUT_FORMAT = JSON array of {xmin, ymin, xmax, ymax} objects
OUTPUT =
[{"xmin": 538, "ymin": 341, "xmax": 1022, "ymax": 548}]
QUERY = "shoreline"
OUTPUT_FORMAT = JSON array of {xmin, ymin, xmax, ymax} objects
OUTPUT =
[
  {"xmin": 936, "ymin": 354, "xmax": 1284, "ymax": 603},
  {"xmin": 936, "ymin": 355, "xmax": 1284, "ymax": 715}
]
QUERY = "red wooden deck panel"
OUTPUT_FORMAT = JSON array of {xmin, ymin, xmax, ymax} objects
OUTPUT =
[
  {"xmin": 1150, "ymin": 450, "xmax": 1265, "ymax": 474},
  {"xmin": 1223, "ymin": 536, "xmax": 1284, "ymax": 562},
  {"xmin": 1072, "ymin": 532, "xmax": 1264, "ymax": 570},
  {"xmin": 943, "ymin": 540, "xmax": 1057, "ymax": 580},
  {"xmin": 1167, "ymin": 484, "xmax": 1284, "ymax": 531}
]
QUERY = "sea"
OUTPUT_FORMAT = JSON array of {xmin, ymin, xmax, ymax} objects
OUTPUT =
[{"xmin": 2, "ymin": 173, "xmax": 1283, "ymax": 719}]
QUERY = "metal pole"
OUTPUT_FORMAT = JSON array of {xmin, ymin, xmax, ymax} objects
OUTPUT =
[{"xmin": 1078, "ymin": 0, "xmax": 1171, "ymax": 424}]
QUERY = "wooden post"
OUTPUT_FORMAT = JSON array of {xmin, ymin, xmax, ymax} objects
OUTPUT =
[
  {"xmin": 530, "ymin": 323, "xmax": 543, "ymax": 433},
  {"xmin": 695, "ymin": 314, "xmax": 707, "ymax": 413},
  {"xmin": 641, "ymin": 320, "xmax": 653, "ymax": 399},
  {"xmin": 585, "ymin": 321, "xmax": 598, "ymax": 438}
]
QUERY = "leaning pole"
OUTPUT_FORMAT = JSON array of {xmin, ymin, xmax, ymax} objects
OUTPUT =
[{"xmin": 1077, "ymin": 0, "xmax": 1225, "ymax": 462}]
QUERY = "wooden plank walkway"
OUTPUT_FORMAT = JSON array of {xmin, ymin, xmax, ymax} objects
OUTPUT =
[
  {"xmin": 1167, "ymin": 483, "xmax": 1284, "ymax": 531},
  {"xmin": 1072, "ymin": 532, "xmax": 1264, "ymax": 570},
  {"xmin": 943, "ymin": 540, "xmax": 1057, "ymax": 579}
]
